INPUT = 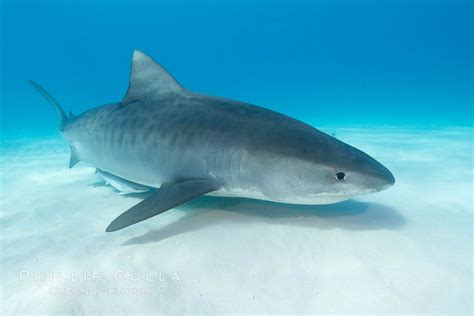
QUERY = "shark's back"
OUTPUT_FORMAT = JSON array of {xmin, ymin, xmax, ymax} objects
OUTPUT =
[
  {"xmin": 49, "ymin": 49, "xmax": 346, "ymax": 188},
  {"xmin": 60, "ymin": 91, "xmax": 314, "ymax": 186}
]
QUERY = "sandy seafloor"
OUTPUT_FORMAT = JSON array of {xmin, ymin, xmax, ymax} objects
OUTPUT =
[{"xmin": 0, "ymin": 126, "xmax": 472, "ymax": 314}]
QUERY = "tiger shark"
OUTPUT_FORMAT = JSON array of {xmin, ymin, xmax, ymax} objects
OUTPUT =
[{"xmin": 30, "ymin": 50, "xmax": 395, "ymax": 232}]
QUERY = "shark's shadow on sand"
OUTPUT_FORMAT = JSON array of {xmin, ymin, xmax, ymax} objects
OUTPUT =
[{"xmin": 121, "ymin": 195, "xmax": 406, "ymax": 246}]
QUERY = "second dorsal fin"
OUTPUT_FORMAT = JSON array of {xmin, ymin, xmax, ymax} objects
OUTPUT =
[{"xmin": 120, "ymin": 50, "xmax": 185, "ymax": 107}]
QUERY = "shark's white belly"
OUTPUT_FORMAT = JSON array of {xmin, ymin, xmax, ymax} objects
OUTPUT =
[{"xmin": 209, "ymin": 187, "xmax": 352, "ymax": 205}]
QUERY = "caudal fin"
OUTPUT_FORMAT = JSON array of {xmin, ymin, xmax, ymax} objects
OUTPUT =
[{"xmin": 28, "ymin": 80, "xmax": 67, "ymax": 124}]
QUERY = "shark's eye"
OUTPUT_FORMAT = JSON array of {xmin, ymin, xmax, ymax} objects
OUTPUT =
[{"xmin": 335, "ymin": 172, "xmax": 345, "ymax": 181}]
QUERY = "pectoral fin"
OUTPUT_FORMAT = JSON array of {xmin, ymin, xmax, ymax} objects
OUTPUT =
[
  {"xmin": 69, "ymin": 146, "xmax": 80, "ymax": 168},
  {"xmin": 105, "ymin": 178, "xmax": 220, "ymax": 232}
]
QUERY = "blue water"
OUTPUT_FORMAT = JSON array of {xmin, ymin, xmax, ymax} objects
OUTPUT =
[
  {"xmin": 0, "ymin": 0, "xmax": 473, "ymax": 314},
  {"xmin": 1, "ymin": 0, "xmax": 472, "ymax": 138}
]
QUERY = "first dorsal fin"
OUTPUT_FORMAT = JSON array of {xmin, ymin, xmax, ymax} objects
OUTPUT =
[{"xmin": 120, "ymin": 50, "xmax": 185, "ymax": 108}]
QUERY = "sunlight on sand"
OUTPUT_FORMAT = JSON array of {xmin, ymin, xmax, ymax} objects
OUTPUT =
[{"xmin": 0, "ymin": 127, "xmax": 472, "ymax": 314}]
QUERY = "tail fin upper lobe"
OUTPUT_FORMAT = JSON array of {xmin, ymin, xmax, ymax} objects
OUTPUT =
[{"xmin": 28, "ymin": 80, "xmax": 67, "ymax": 124}]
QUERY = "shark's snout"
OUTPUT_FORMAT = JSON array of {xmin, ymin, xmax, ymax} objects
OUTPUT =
[
  {"xmin": 332, "ymin": 145, "xmax": 395, "ymax": 196},
  {"xmin": 379, "ymin": 167, "xmax": 396, "ymax": 189},
  {"xmin": 364, "ymin": 161, "xmax": 395, "ymax": 193}
]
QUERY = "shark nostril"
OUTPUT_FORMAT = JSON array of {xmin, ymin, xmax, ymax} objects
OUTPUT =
[{"xmin": 335, "ymin": 172, "xmax": 345, "ymax": 181}]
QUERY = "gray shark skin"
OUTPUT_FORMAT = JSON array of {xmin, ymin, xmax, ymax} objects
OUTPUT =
[{"xmin": 30, "ymin": 50, "xmax": 395, "ymax": 232}]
